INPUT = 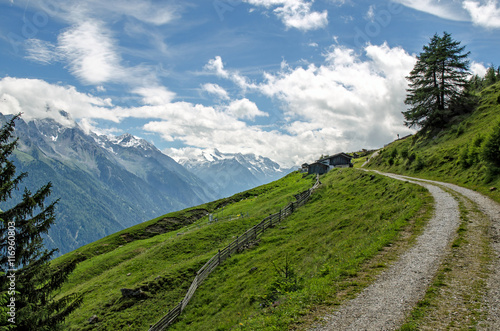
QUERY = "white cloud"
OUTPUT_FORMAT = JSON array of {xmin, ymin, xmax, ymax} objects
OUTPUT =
[
  {"xmin": 257, "ymin": 42, "xmax": 416, "ymax": 150},
  {"xmin": 17, "ymin": 0, "xmax": 179, "ymax": 98},
  {"xmin": 470, "ymin": 61, "xmax": 488, "ymax": 77},
  {"xmin": 106, "ymin": 1, "xmax": 178, "ymax": 25},
  {"xmin": 29, "ymin": 0, "xmax": 179, "ymax": 26},
  {"xmin": 463, "ymin": 0, "xmax": 500, "ymax": 28},
  {"xmin": 57, "ymin": 20, "xmax": 123, "ymax": 85},
  {"xmin": 2, "ymin": 35, "xmax": 421, "ymax": 168},
  {"xmin": 243, "ymin": 0, "xmax": 328, "ymax": 31},
  {"xmin": 24, "ymin": 39, "xmax": 59, "ymax": 64},
  {"xmin": 0, "ymin": 77, "xmax": 118, "ymax": 126},
  {"xmin": 205, "ymin": 56, "xmax": 257, "ymax": 90},
  {"xmin": 133, "ymin": 86, "xmax": 176, "ymax": 106},
  {"xmin": 200, "ymin": 43, "xmax": 417, "ymax": 166},
  {"xmin": 205, "ymin": 56, "xmax": 229, "ymax": 78},
  {"xmin": 394, "ymin": 0, "xmax": 500, "ymax": 28},
  {"xmin": 366, "ymin": 5, "xmax": 376, "ymax": 21},
  {"xmin": 393, "ymin": 0, "xmax": 470, "ymax": 21},
  {"xmin": 202, "ymin": 83, "xmax": 230, "ymax": 100},
  {"xmin": 225, "ymin": 98, "xmax": 269, "ymax": 120}
]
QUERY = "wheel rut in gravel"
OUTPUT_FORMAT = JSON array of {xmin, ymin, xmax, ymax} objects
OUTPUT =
[{"xmin": 312, "ymin": 171, "xmax": 500, "ymax": 330}]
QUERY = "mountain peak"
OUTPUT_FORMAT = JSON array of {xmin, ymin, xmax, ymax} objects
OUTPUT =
[{"xmin": 110, "ymin": 133, "xmax": 155, "ymax": 151}]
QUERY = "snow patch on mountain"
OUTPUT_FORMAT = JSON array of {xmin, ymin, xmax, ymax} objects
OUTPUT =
[{"xmin": 180, "ymin": 148, "xmax": 294, "ymax": 198}]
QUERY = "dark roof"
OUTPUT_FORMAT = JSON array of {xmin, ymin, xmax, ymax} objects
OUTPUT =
[{"xmin": 318, "ymin": 152, "xmax": 352, "ymax": 162}]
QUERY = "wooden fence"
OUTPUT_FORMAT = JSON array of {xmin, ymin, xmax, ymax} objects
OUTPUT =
[{"xmin": 148, "ymin": 175, "xmax": 321, "ymax": 331}]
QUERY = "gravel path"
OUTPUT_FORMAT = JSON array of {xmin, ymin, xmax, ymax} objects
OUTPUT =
[
  {"xmin": 391, "ymin": 175, "xmax": 500, "ymax": 330},
  {"xmin": 312, "ymin": 171, "xmax": 500, "ymax": 330},
  {"xmin": 312, "ymin": 173, "xmax": 460, "ymax": 330}
]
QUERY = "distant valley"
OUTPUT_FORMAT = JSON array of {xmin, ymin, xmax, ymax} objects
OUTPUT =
[{"xmin": 0, "ymin": 112, "xmax": 290, "ymax": 256}]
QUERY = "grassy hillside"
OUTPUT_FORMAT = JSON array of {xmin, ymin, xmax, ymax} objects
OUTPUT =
[
  {"xmin": 366, "ymin": 81, "xmax": 500, "ymax": 203},
  {"xmin": 54, "ymin": 169, "xmax": 430, "ymax": 330}
]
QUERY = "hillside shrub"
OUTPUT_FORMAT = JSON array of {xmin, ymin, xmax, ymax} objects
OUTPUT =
[
  {"xmin": 407, "ymin": 152, "xmax": 416, "ymax": 164},
  {"xmin": 482, "ymin": 121, "xmax": 500, "ymax": 167},
  {"xmin": 400, "ymin": 147, "xmax": 409, "ymax": 159},
  {"xmin": 456, "ymin": 122, "xmax": 465, "ymax": 136},
  {"xmin": 458, "ymin": 145, "xmax": 470, "ymax": 168},
  {"xmin": 258, "ymin": 255, "xmax": 302, "ymax": 308},
  {"xmin": 390, "ymin": 148, "xmax": 398, "ymax": 158},
  {"xmin": 414, "ymin": 155, "xmax": 425, "ymax": 171}
]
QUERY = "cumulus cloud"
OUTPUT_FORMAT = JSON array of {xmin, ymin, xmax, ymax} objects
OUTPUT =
[
  {"xmin": 225, "ymin": 98, "xmax": 269, "ymax": 120},
  {"xmin": 470, "ymin": 61, "xmax": 488, "ymax": 77},
  {"xmin": 200, "ymin": 43, "xmax": 417, "ymax": 165},
  {"xmin": 202, "ymin": 83, "xmax": 230, "ymax": 100},
  {"xmin": 0, "ymin": 76, "xmax": 295, "ymax": 165},
  {"xmin": 0, "ymin": 77, "xmax": 118, "ymax": 126},
  {"xmin": 204, "ymin": 56, "xmax": 229, "ymax": 78},
  {"xmin": 133, "ymin": 86, "xmax": 176, "ymax": 106},
  {"xmin": 463, "ymin": 0, "xmax": 500, "ymax": 28},
  {"xmin": 243, "ymin": 0, "xmax": 328, "ymax": 31},
  {"xmin": 261, "ymin": 44, "xmax": 414, "ymax": 144}
]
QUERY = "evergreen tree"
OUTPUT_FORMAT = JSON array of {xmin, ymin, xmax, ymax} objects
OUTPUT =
[
  {"xmin": 484, "ymin": 66, "xmax": 498, "ymax": 87},
  {"xmin": 0, "ymin": 114, "xmax": 82, "ymax": 330},
  {"xmin": 403, "ymin": 32, "xmax": 471, "ymax": 130}
]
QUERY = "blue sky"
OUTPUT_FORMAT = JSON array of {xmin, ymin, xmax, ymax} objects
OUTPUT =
[{"xmin": 0, "ymin": 0, "xmax": 499, "ymax": 167}]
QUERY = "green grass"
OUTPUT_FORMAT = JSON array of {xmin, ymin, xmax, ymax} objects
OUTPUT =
[
  {"xmin": 54, "ymin": 168, "xmax": 429, "ymax": 330},
  {"xmin": 366, "ymin": 81, "xmax": 500, "ymax": 203}
]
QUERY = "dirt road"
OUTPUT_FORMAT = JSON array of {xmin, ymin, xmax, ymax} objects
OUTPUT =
[{"xmin": 312, "ymin": 172, "xmax": 500, "ymax": 330}]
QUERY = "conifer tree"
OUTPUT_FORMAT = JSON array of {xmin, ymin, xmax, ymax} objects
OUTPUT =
[
  {"xmin": 0, "ymin": 114, "xmax": 81, "ymax": 330},
  {"xmin": 403, "ymin": 32, "xmax": 471, "ymax": 130},
  {"xmin": 484, "ymin": 66, "xmax": 498, "ymax": 87}
]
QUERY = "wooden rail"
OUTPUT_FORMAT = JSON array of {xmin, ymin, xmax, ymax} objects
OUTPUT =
[{"xmin": 149, "ymin": 175, "xmax": 321, "ymax": 330}]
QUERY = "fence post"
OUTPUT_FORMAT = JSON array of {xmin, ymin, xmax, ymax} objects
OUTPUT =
[{"xmin": 218, "ymin": 249, "xmax": 221, "ymax": 265}]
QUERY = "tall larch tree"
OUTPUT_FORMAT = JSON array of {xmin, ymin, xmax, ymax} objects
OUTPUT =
[{"xmin": 403, "ymin": 32, "xmax": 471, "ymax": 130}]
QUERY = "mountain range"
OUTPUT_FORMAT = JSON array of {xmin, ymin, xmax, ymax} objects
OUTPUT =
[
  {"xmin": 0, "ymin": 112, "xmax": 291, "ymax": 256},
  {"xmin": 179, "ymin": 149, "xmax": 294, "ymax": 198}
]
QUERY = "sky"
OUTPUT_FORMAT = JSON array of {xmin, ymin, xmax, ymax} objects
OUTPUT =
[{"xmin": 0, "ymin": 0, "xmax": 499, "ymax": 167}]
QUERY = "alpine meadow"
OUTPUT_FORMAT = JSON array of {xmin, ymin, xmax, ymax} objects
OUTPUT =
[{"xmin": 2, "ymin": 1, "xmax": 500, "ymax": 331}]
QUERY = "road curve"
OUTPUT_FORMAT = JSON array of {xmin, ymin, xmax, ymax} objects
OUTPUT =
[{"xmin": 313, "ymin": 171, "xmax": 500, "ymax": 330}]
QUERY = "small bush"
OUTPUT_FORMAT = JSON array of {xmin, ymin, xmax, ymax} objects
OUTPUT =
[
  {"xmin": 482, "ymin": 121, "xmax": 500, "ymax": 167},
  {"xmin": 458, "ymin": 145, "xmax": 470, "ymax": 168},
  {"xmin": 259, "ymin": 255, "xmax": 302, "ymax": 308},
  {"xmin": 400, "ymin": 147, "xmax": 409, "ymax": 159},
  {"xmin": 484, "ymin": 165, "xmax": 500, "ymax": 183},
  {"xmin": 408, "ymin": 152, "xmax": 416, "ymax": 163},
  {"xmin": 390, "ymin": 148, "xmax": 398, "ymax": 158},
  {"xmin": 456, "ymin": 123, "xmax": 465, "ymax": 136},
  {"xmin": 414, "ymin": 155, "xmax": 425, "ymax": 171}
]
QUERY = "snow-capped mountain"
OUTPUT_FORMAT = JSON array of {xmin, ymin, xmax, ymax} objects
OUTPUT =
[
  {"xmin": 180, "ymin": 148, "xmax": 294, "ymax": 198},
  {"xmin": 0, "ymin": 112, "xmax": 216, "ymax": 256}
]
